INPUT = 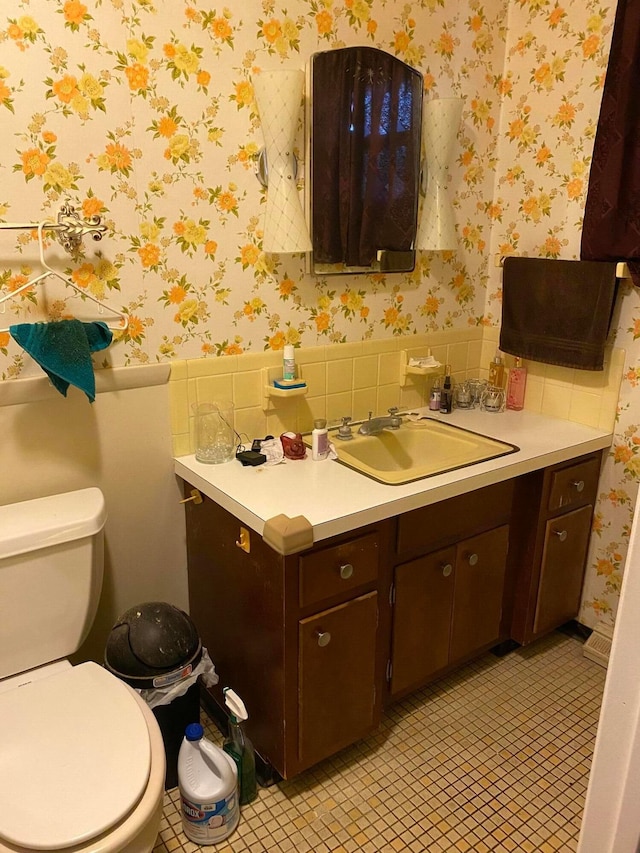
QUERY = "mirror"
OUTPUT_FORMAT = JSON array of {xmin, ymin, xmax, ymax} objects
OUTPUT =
[{"xmin": 309, "ymin": 47, "xmax": 423, "ymax": 276}]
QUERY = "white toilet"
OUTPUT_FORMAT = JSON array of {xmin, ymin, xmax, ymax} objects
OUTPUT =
[{"xmin": 0, "ymin": 489, "xmax": 166, "ymax": 853}]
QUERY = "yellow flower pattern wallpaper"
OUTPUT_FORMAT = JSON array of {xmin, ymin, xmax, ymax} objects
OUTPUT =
[{"xmin": 0, "ymin": 0, "xmax": 638, "ymax": 627}]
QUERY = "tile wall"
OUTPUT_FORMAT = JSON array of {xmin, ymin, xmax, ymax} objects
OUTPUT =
[{"xmin": 169, "ymin": 330, "xmax": 624, "ymax": 457}]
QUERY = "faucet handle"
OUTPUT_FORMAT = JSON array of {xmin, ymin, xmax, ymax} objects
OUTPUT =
[
  {"xmin": 337, "ymin": 416, "xmax": 354, "ymax": 440},
  {"xmin": 388, "ymin": 407, "xmax": 402, "ymax": 428}
]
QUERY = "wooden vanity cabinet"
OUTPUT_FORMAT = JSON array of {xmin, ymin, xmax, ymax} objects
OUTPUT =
[
  {"xmin": 183, "ymin": 489, "xmax": 388, "ymax": 779},
  {"xmin": 182, "ymin": 449, "xmax": 603, "ymax": 778},
  {"xmin": 388, "ymin": 481, "xmax": 514, "ymax": 700},
  {"xmin": 510, "ymin": 451, "xmax": 603, "ymax": 645}
]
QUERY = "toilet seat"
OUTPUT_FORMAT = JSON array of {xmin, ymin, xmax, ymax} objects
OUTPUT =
[{"xmin": 0, "ymin": 662, "xmax": 151, "ymax": 851}]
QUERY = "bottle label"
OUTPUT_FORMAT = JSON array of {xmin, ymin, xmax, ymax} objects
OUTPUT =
[
  {"xmin": 181, "ymin": 792, "xmax": 239, "ymax": 843},
  {"xmin": 312, "ymin": 430, "xmax": 329, "ymax": 460},
  {"xmin": 439, "ymin": 390, "xmax": 452, "ymax": 414},
  {"xmin": 283, "ymin": 358, "xmax": 295, "ymax": 380}
]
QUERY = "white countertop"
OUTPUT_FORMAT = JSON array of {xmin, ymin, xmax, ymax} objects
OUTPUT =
[{"xmin": 175, "ymin": 408, "xmax": 612, "ymax": 546}]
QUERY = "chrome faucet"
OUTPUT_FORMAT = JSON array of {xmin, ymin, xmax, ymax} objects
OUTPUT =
[{"xmin": 358, "ymin": 408, "xmax": 403, "ymax": 436}]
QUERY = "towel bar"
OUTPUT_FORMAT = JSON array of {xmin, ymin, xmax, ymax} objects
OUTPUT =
[
  {"xmin": 0, "ymin": 203, "xmax": 107, "ymax": 253},
  {"xmin": 494, "ymin": 253, "xmax": 630, "ymax": 279}
]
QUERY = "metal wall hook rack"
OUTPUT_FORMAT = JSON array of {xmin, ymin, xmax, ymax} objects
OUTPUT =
[{"xmin": 0, "ymin": 202, "xmax": 108, "ymax": 254}]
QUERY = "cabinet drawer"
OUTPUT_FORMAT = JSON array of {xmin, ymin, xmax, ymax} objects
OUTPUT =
[
  {"xmin": 548, "ymin": 456, "xmax": 600, "ymax": 513},
  {"xmin": 396, "ymin": 480, "xmax": 513, "ymax": 555},
  {"xmin": 299, "ymin": 532, "xmax": 379, "ymax": 609}
]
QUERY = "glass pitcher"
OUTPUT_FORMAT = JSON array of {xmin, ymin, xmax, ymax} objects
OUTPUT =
[{"xmin": 192, "ymin": 401, "xmax": 235, "ymax": 464}]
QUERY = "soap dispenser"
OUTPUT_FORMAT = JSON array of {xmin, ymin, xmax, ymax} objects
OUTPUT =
[
  {"xmin": 506, "ymin": 357, "xmax": 527, "ymax": 410},
  {"xmin": 488, "ymin": 350, "xmax": 505, "ymax": 388}
]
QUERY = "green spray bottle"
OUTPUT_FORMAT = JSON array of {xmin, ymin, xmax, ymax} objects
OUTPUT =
[{"xmin": 223, "ymin": 688, "xmax": 257, "ymax": 805}]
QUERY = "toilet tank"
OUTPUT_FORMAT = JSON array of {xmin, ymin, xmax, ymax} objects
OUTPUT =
[{"xmin": 0, "ymin": 489, "xmax": 107, "ymax": 680}]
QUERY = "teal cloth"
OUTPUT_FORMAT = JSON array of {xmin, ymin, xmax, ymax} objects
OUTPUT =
[{"xmin": 10, "ymin": 320, "xmax": 113, "ymax": 402}]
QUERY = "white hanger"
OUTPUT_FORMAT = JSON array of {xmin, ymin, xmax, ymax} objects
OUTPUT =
[{"xmin": 0, "ymin": 220, "xmax": 128, "ymax": 333}]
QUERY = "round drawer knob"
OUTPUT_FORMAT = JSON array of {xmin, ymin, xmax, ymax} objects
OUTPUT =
[
  {"xmin": 316, "ymin": 631, "xmax": 331, "ymax": 647},
  {"xmin": 442, "ymin": 563, "xmax": 453, "ymax": 577},
  {"xmin": 572, "ymin": 480, "xmax": 585, "ymax": 492},
  {"xmin": 339, "ymin": 563, "xmax": 354, "ymax": 580},
  {"xmin": 467, "ymin": 553, "xmax": 479, "ymax": 566},
  {"xmin": 554, "ymin": 529, "xmax": 568, "ymax": 542}
]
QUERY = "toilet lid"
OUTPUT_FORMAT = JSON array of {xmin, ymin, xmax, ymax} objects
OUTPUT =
[{"xmin": 0, "ymin": 662, "xmax": 151, "ymax": 850}]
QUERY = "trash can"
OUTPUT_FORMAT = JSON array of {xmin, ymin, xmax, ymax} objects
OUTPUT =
[{"xmin": 104, "ymin": 602, "xmax": 214, "ymax": 790}]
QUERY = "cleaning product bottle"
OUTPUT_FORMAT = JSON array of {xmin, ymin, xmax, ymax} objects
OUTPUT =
[
  {"xmin": 178, "ymin": 723, "xmax": 239, "ymax": 845},
  {"xmin": 506, "ymin": 357, "xmax": 527, "ymax": 410},
  {"xmin": 439, "ymin": 365, "xmax": 453, "ymax": 414},
  {"xmin": 311, "ymin": 418, "xmax": 329, "ymax": 460},
  {"xmin": 488, "ymin": 350, "xmax": 505, "ymax": 388},
  {"xmin": 429, "ymin": 376, "xmax": 441, "ymax": 411},
  {"xmin": 223, "ymin": 688, "xmax": 258, "ymax": 806}
]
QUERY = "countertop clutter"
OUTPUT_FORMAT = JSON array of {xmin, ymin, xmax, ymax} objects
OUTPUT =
[{"xmin": 175, "ymin": 407, "xmax": 612, "ymax": 552}]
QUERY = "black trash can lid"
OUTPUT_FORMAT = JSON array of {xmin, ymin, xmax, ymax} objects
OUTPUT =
[{"xmin": 104, "ymin": 601, "xmax": 201, "ymax": 687}]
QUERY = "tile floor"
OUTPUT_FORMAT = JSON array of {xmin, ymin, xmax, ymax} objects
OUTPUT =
[{"xmin": 153, "ymin": 631, "xmax": 605, "ymax": 853}]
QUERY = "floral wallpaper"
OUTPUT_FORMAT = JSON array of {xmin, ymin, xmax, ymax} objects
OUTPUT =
[
  {"xmin": 0, "ymin": 0, "xmax": 508, "ymax": 369},
  {"xmin": 484, "ymin": 0, "xmax": 640, "ymax": 629},
  {"xmin": 0, "ymin": 0, "xmax": 638, "ymax": 628}
]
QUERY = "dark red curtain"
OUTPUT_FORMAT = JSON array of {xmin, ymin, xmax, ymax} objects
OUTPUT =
[
  {"xmin": 581, "ymin": 0, "xmax": 640, "ymax": 284},
  {"xmin": 312, "ymin": 47, "xmax": 422, "ymax": 267}
]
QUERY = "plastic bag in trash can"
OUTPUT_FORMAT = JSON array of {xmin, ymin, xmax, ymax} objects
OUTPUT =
[{"xmin": 138, "ymin": 647, "xmax": 218, "ymax": 710}]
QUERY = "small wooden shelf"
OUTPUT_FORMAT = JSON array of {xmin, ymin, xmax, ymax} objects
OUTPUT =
[{"xmin": 400, "ymin": 350, "xmax": 441, "ymax": 386}]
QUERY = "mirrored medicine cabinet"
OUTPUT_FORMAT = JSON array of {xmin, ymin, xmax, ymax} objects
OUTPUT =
[{"xmin": 308, "ymin": 46, "xmax": 423, "ymax": 276}]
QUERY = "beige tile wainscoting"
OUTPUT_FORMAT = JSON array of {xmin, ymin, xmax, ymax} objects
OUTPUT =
[{"xmin": 169, "ymin": 332, "xmax": 624, "ymax": 457}]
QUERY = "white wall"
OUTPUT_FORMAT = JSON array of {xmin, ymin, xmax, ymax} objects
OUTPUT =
[
  {"xmin": 0, "ymin": 368, "xmax": 189, "ymax": 664},
  {"xmin": 578, "ymin": 499, "xmax": 640, "ymax": 853}
]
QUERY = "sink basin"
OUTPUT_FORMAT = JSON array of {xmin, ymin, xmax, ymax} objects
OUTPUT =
[{"xmin": 333, "ymin": 418, "xmax": 518, "ymax": 485}]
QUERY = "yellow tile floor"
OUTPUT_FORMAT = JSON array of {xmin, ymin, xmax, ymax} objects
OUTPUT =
[{"xmin": 153, "ymin": 632, "xmax": 604, "ymax": 853}]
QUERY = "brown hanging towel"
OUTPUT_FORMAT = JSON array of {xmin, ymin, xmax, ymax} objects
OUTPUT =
[{"xmin": 499, "ymin": 256, "xmax": 618, "ymax": 371}]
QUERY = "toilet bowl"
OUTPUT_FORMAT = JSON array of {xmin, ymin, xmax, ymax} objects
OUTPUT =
[
  {"xmin": 0, "ymin": 490, "xmax": 167, "ymax": 852},
  {"xmin": 0, "ymin": 662, "xmax": 166, "ymax": 853}
]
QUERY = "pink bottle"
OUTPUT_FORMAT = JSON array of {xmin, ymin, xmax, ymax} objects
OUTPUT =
[{"xmin": 506, "ymin": 357, "xmax": 527, "ymax": 411}]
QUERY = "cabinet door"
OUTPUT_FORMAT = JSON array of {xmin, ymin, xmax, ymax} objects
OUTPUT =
[
  {"xmin": 534, "ymin": 505, "xmax": 593, "ymax": 636},
  {"xmin": 298, "ymin": 591, "xmax": 378, "ymax": 768},
  {"xmin": 390, "ymin": 547, "xmax": 456, "ymax": 696},
  {"xmin": 450, "ymin": 525, "xmax": 510, "ymax": 662}
]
